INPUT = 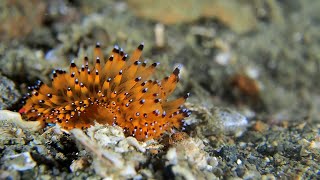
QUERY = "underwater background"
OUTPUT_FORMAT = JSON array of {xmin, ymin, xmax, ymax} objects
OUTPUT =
[{"xmin": 0, "ymin": 0, "xmax": 319, "ymax": 179}]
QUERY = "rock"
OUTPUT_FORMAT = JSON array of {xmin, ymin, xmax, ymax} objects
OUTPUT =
[
  {"xmin": 193, "ymin": 106, "xmax": 249, "ymax": 137},
  {"xmin": 70, "ymin": 126, "xmax": 147, "ymax": 179},
  {"xmin": 0, "ymin": 74, "xmax": 20, "ymax": 110},
  {"xmin": 2, "ymin": 152, "xmax": 36, "ymax": 171},
  {"xmin": 0, "ymin": 110, "xmax": 42, "ymax": 131}
]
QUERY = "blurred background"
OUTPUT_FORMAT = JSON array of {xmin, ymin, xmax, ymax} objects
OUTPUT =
[{"xmin": 0, "ymin": 0, "xmax": 319, "ymax": 179}]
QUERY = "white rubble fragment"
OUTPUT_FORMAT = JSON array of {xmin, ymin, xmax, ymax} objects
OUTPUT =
[
  {"xmin": 215, "ymin": 51, "xmax": 232, "ymax": 66},
  {"xmin": 0, "ymin": 110, "xmax": 42, "ymax": 131},
  {"xmin": 172, "ymin": 166, "xmax": 196, "ymax": 180},
  {"xmin": 166, "ymin": 148, "xmax": 178, "ymax": 165},
  {"xmin": 3, "ymin": 152, "xmax": 36, "ymax": 171},
  {"xmin": 310, "ymin": 140, "xmax": 320, "ymax": 149},
  {"xmin": 125, "ymin": 137, "xmax": 146, "ymax": 153},
  {"xmin": 70, "ymin": 126, "xmax": 147, "ymax": 179},
  {"xmin": 214, "ymin": 108, "xmax": 249, "ymax": 137}
]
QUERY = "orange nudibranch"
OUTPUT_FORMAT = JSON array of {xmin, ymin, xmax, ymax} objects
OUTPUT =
[{"xmin": 20, "ymin": 43, "xmax": 190, "ymax": 141}]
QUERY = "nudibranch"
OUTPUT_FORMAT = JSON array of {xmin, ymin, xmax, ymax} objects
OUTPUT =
[{"xmin": 19, "ymin": 43, "xmax": 191, "ymax": 141}]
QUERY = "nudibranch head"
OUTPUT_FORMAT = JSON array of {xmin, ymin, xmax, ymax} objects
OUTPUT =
[{"xmin": 20, "ymin": 43, "xmax": 191, "ymax": 141}]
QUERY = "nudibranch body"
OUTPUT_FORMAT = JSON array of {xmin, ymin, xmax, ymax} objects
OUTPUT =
[{"xmin": 20, "ymin": 43, "xmax": 190, "ymax": 141}]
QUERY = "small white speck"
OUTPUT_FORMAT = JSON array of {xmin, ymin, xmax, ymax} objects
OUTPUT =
[{"xmin": 215, "ymin": 52, "xmax": 231, "ymax": 66}]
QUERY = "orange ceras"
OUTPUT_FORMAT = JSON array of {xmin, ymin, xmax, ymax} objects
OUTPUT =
[{"xmin": 20, "ymin": 43, "xmax": 191, "ymax": 141}]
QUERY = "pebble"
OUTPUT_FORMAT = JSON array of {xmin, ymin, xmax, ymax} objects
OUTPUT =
[
  {"xmin": 3, "ymin": 152, "xmax": 36, "ymax": 171},
  {"xmin": 214, "ymin": 108, "xmax": 249, "ymax": 137}
]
